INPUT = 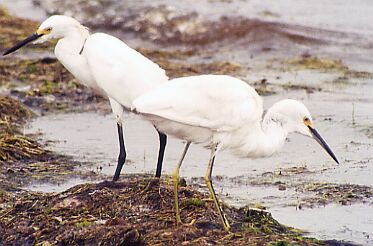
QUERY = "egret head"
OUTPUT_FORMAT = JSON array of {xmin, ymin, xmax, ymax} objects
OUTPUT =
[
  {"xmin": 3, "ymin": 15, "xmax": 87, "ymax": 56},
  {"xmin": 267, "ymin": 99, "xmax": 339, "ymax": 164}
]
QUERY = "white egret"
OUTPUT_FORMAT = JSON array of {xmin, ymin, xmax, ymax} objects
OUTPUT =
[
  {"xmin": 3, "ymin": 15, "xmax": 169, "ymax": 181},
  {"xmin": 132, "ymin": 74, "xmax": 339, "ymax": 231}
]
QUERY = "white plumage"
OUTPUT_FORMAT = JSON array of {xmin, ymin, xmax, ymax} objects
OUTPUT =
[
  {"xmin": 133, "ymin": 74, "xmax": 302, "ymax": 158},
  {"xmin": 133, "ymin": 74, "xmax": 339, "ymax": 230},
  {"xmin": 3, "ymin": 16, "xmax": 339, "ymax": 231},
  {"xmin": 135, "ymin": 75, "xmax": 262, "ymax": 132},
  {"xmin": 84, "ymin": 33, "xmax": 168, "ymax": 109},
  {"xmin": 3, "ymin": 15, "xmax": 169, "ymax": 181},
  {"xmin": 134, "ymin": 75, "xmax": 262, "ymax": 148}
]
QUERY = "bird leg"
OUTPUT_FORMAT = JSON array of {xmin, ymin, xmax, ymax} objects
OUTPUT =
[
  {"xmin": 173, "ymin": 142, "xmax": 191, "ymax": 224},
  {"xmin": 144, "ymin": 129, "xmax": 167, "ymax": 190},
  {"xmin": 155, "ymin": 129, "xmax": 167, "ymax": 178},
  {"xmin": 113, "ymin": 122, "xmax": 126, "ymax": 181},
  {"xmin": 204, "ymin": 144, "xmax": 231, "ymax": 231}
]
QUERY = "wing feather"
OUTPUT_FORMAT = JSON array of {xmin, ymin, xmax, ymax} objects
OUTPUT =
[
  {"xmin": 83, "ymin": 33, "xmax": 168, "ymax": 107},
  {"xmin": 134, "ymin": 75, "xmax": 263, "ymax": 132}
]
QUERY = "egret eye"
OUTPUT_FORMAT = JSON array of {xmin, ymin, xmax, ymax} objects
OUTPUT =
[
  {"xmin": 303, "ymin": 117, "xmax": 311, "ymax": 125},
  {"xmin": 45, "ymin": 27, "xmax": 52, "ymax": 32}
]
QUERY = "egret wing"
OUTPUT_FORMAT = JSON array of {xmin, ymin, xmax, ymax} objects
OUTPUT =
[
  {"xmin": 134, "ymin": 75, "xmax": 263, "ymax": 132},
  {"xmin": 83, "ymin": 33, "xmax": 168, "ymax": 108}
]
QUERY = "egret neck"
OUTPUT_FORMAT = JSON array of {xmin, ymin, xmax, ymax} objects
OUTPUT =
[
  {"xmin": 231, "ymin": 111, "xmax": 288, "ymax": 158},
  {"xmin": 259, "ymin": 117, "xmax": 288, "ymax": 156},
  {"xmin": 57, "ymin": 24, "xmax": 89, "ymax": 54},
  {"xmin": 54, "ymin": 25, "xmax": 102, "ymax": 93}
]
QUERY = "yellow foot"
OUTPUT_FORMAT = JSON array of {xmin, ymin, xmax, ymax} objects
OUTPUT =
[
  {"xmin": 175, "ymin": 210, "xmax": 184, "ymax": 226},
  {"xmin": 223, "ymin": 219, "xmax": 231, "ymax": 231},
  {"xmin": 176, "ymin": 216, "xmax": 182, "ymax": 225}
]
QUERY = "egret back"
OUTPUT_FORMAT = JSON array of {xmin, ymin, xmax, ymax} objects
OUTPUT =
[
  {"xmin": 84, "ymin": 33, "xmax": 169, "ymax": 108},
  {"xmin": 134, "ymin": 75, "xmax": 263, "ymax": 133}
]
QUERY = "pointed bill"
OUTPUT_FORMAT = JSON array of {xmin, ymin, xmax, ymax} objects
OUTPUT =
[
  {"xmin": 308, "ymin": 126, "xmax": 339, "ymax": 164},
  {"xmin": 3, "ymin": 33, "xmax": 43, "ymax": 56}
]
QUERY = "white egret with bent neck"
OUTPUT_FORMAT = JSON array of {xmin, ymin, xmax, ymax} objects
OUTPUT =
[
  {"xmin": 133, "ymin": 74, "xmax": 339, "ymax": 231},
  {"xmin": 3, "ymin": 15, "xmax": 169, "ymax": 181}
]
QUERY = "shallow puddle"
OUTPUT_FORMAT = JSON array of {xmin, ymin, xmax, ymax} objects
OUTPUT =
[
  {"xmin": 26, "ymin": 177, "xmax": 90, "ymax": 193},
  {"xmin": 272, "ymin": 203, "xmax": 373, "ymax": 245}
]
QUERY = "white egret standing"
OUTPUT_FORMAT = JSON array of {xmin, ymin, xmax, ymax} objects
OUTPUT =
[
  {"xmin": 3, "ymin": 15, "xmax": 169, "ymax": 181},
  {"xmin": 132, "ymin": 74, "xmax": 339, "ymax": 231}
]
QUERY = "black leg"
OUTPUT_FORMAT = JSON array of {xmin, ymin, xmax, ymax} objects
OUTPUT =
[
  {"xmin": 155, "ymin": 129, "xmax": 167, "ymax": 178},
  {"xmin": 113, "ymin": 123, "xmax": 126, "ymax": 181}
]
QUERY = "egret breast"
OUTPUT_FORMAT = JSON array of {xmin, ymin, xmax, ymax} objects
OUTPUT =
[{"xmin": 142, "ymin": 115, "xmax": 213, "ymax": 144}]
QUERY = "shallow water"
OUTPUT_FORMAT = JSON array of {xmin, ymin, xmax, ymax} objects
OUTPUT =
[
  {"xmin": 11, "ymin": 0, "xmax": 373, "ymax": 37},
  {"xmin": 26, "ymin": 177, "xmax": 89, "ymax": 193},
  {"xmin": 3, "ymin": 0, "xmax": 373, "ymax": 244},
  {"xmin": 272, "ymin": 203, "xmax": 373, "ymax": 244}
]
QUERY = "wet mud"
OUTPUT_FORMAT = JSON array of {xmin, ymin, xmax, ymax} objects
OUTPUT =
[{"xmin": 0, "ymin": 1, "xmax": 373, "ymax": 245}]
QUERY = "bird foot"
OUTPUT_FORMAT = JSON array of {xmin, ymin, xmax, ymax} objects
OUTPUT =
[
  {"xmin": 144, "ymin": 177, "xmax": 160, "ymax": 191},
  {"xmin": 175, "ymin": 206, "xmax": 182, "ymax": 227}
]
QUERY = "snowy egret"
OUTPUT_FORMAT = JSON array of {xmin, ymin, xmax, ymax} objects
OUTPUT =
[
  {"xmin": 133, "ymin": 74, "xmax": 339, "ymax": 231},
  {"xmin": 3, "ymin": 15, "xmax": 169, "ymax": 181}
]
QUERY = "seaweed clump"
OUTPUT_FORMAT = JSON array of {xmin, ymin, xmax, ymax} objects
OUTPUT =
[
  {"xmin": 0, "ymin": 96, "xmax": 44, "ymax": 162},
  {"xmin": 0, "ymin": 96, "xmax": 33, "ymax": 122},
  {"xmin": 0, "ymin": 96, "xmax": 98, "ymax": 191},
  {"xmin": 287, "ymin": 55, "xmax": 373, "ymax": 79},
  {"xmin": 0, "ymin": 176, "xmax": 322, "ymax": 245}
]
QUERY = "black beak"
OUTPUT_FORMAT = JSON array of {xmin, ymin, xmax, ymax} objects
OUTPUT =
[
  {"xmin": 308, "ymin": 126, "xmax": 339, "ymax": 164},
  {"xmin": 3, "ymin": 33, "xmax": 43, "ymax": 56}
]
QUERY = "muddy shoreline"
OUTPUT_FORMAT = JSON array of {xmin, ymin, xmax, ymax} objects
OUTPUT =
[
  {"xmin": 0, "ymin": 95, "xmax": 324, "ymax": 245},
  {"xmin": 0, "ymin": 7, "xmax": 323, "ymax": 245},
  {"xmin": 1, "ymin": 2, "xmax": 372, "ymax": 245}
]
